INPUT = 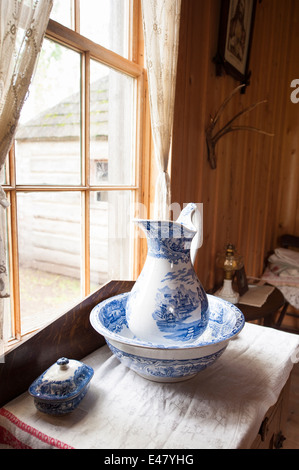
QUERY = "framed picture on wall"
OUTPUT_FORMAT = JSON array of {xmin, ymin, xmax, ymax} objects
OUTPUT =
[{"xmin": 214, "ymin": 0, "xmax": 257, "ymax": 90}]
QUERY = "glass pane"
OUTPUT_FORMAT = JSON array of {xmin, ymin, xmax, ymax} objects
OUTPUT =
[
  {"xmin": 0, "ymin": 162, "xmax": 7, "ymax": 185},
  {"xmin": 1, "ymin": 209, "xmax": 11, "ymax": 357},
  {"xmin": 80, "ymin": 0, "xmax": 129, "ymax": 57},
  {"xmin": 50, "ymin": 0, "xmax": 73, "ymax": 29},
  {"xmin": 15, "ymin": 39, "xmax": 81, "ymax": 185},
  {"xmin": 90, "ymin": 191, "xmax": 133, "ymax": 291},
  {"xmin": 17, "ymin": 192, "xmax": 82, "ymax": 335},
  {"xmin": 90, "ymin": 60, "xmax": 135, "ymax": 186}
]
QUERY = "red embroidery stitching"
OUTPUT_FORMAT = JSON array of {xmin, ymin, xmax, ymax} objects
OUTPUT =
[
  {"xmin": 0, "ymin": 425, "xmax": 32, "ymax": 449},
  {"xmin": 0, "ymin": 408, "xmax": 74, "ymax": 449}
]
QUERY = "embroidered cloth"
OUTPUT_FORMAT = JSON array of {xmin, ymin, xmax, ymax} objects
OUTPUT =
[{"xmin": 0, "ymin": 322, "xmax": 298, "ymax": 449}]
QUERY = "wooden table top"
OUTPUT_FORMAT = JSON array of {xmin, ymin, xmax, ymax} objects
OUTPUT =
[{"xmin": 237, "ymin": 287, "xmax": 285, "ymax": 325}]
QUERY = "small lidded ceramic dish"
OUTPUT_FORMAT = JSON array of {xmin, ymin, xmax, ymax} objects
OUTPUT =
[{"xmin": 28, "ymin": 357, "xmax": 94, "ymax": 415}]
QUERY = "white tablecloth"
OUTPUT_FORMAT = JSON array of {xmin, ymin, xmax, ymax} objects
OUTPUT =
[{"xmin": 0, "ymin": 323, "xmax": 298, "ymax": 450}]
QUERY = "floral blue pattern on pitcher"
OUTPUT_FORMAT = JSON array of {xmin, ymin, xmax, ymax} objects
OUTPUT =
[{"xmin": 126, "ymin": 203, "xmax": 210, "ymax": 345}]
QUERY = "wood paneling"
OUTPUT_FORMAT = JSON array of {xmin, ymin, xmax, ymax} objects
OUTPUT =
[{"xmin": 171, "ymin": 0, "xmax": 299, "ymax": 290}]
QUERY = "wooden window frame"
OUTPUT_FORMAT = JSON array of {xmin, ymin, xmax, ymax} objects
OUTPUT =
[{"xmin": 4, "ymin": 0, "xmax": 151, "ymax": 345}]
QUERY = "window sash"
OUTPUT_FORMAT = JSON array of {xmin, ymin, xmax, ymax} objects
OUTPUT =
[{"xmin": 3, "ymin": 0, "xmax": 150, "ymax": 344}]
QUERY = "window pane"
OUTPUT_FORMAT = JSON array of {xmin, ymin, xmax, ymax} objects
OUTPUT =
[
  {"xmin": 1, "ymin": 209, "xmax": 11, "ymax": 353},
  {"xmin": 80, "ymin": 0, "xmax": 129, "ymax": 58},
  {"xmin": 0, "ymin": 162, "xmax": 7, "ymax": 185},
  {"xmin": 16, "ymin": 39, "xmax": 81, "ymax": 185},
  {"xmin": 50, "ymin": 0, "xmax": 73, "ymax": 29},
  {"xmin": 90, "ymin": 191, "xmax": 133, "ymax": 291},
  {"xmin": 90, "ymin": 60, "xmax": 135, "ymax": 186},
  {"xmin": 17, "ymin": 192, "xmax": 82, "ymax": 335}
]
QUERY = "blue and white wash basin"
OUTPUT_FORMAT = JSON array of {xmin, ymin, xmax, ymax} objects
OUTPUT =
[{"xmin": 90, "ymin": 293, "xmax": 245, "ymax": 382}]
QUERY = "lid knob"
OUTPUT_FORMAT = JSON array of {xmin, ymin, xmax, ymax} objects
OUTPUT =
[{"xmin": 57, "ymin": 357, "xmax": 69, "ymax": 370}]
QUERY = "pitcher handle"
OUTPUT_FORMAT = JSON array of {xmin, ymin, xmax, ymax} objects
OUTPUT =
[{"xmin": 176, "ymin": 203, "xmax": 203, "ymax": 266}]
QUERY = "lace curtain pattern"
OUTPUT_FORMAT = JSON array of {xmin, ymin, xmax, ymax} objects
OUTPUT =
[
  {"xmin": 141, "ymin": 0, "xmax": 181, "ymax": 220},
  {"xmin": 0, "ymin": 0, "xmax": 53, "ymax": 356}
]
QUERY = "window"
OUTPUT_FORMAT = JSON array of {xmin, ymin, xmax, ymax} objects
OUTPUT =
[{"xmin": 3, "ymin": 0, "xmax": 149, "ymax": 344}]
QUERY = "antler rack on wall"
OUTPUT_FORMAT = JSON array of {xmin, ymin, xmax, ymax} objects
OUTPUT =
[{"xmin": 206, "ymin": 84, "xmax": 274, "ymax": 169}]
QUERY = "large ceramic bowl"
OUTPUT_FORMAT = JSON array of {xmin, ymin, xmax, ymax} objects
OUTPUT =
[{"xmin": 90, "ymin": 293, "xmax": 244, "ymax": 382}]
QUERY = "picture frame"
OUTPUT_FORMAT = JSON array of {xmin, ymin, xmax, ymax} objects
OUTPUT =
[
  {"xmin": 214, "ymin": 0, "xmax": 257, "ymax": 91},
  {"xmin": 235, "ymin": 266, "xmax": 248, "ymax": 296}
]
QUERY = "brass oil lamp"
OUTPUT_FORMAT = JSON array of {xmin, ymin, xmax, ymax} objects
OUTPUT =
[{"xmin": 216, "ymin": 244, "xmax": 243, "ymax": 304}]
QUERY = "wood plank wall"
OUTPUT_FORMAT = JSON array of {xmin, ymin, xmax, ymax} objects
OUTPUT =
[{"xmin": 171, "ymin": 0, "xmax": 299, "ymax": 290}]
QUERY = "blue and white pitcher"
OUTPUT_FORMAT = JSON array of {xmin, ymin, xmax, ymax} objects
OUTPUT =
[{"xmin": 126, "ymin": 203, "xmax": 210, "ymax": 345}]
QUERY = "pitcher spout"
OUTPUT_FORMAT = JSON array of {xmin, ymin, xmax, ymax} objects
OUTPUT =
[{"xmin": 134, "ymin": 219, "xmax": 196, "ymax": 240}]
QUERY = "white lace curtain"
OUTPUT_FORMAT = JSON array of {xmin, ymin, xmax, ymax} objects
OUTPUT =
[
  {"xmin": 141, "ymin": 0, "xmax": 181, "ymax": 220},
  {"xmin": 0, "ymin": 0, "xmax": 53, "ymax": 357}
]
